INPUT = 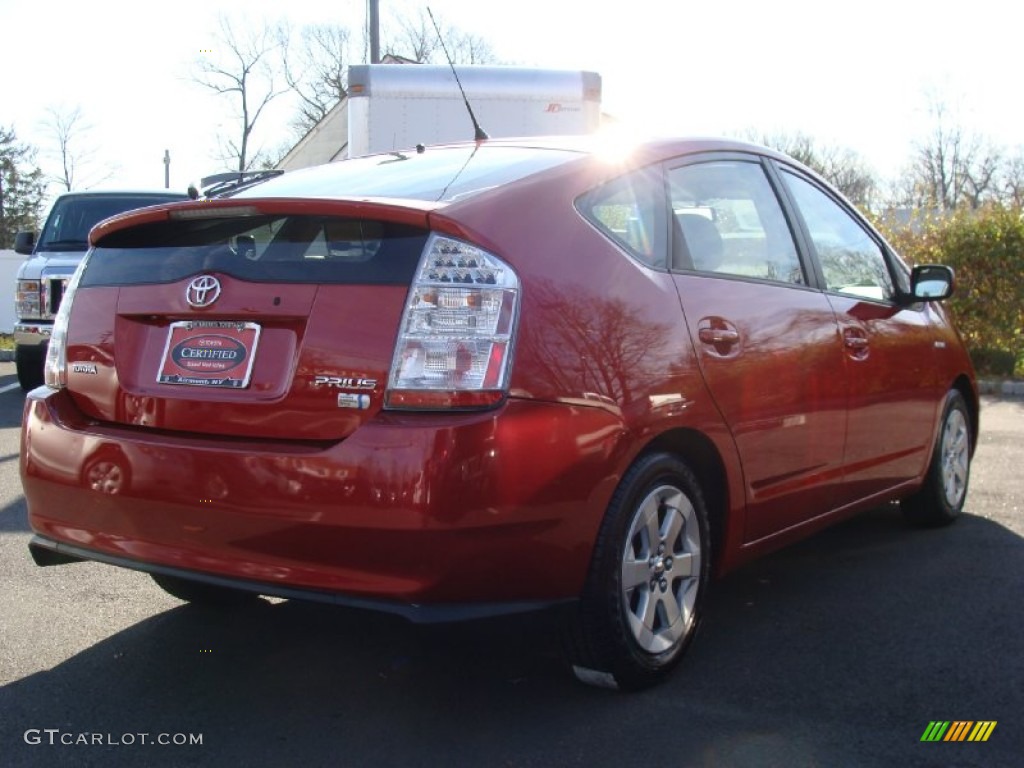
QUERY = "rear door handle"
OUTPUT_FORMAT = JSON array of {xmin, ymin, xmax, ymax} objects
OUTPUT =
[
  {"xmin": 696, "ymin": 317, "xmax": 741, "ymax": 356},
  {"xmin": 698, "ymin": 328, "xmax": 739, "ymax": 344}
]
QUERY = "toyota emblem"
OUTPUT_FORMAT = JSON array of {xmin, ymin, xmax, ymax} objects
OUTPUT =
[{"xmin": 186, "ymin": 275, "xmax": 221, "ymax": 308}]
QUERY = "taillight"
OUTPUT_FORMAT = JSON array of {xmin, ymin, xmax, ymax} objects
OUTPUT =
[
  {"xmin": 43, "ymin": 254, "xmax": 90, "ymax": 389},
  {"xmin": 15, "ymin": 279, "xmax": 42, "ymax": 319},
  {"xmin": 386, "ymin": 234, "xmax": 519, "ymax": 409}
]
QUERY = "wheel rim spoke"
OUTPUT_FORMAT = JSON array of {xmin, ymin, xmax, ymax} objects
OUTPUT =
[
  {"xmin": 661, "ymin": 496, "xmax": 686, "ymax": 545},
  {"xmin": 622, "ymin": 558, "xmax": 651, "ymax": 590},
  {"xmin": 640, "ymin": 495, "xmax": 661, "ymax": 552},
  {"xmin": 673, "ymin": 552, "xmax": 694, "ymax": 578},
  {"xmin": 625, "ymin": 591, "xmax": 657, "ymax": 651},
  {"xmin": 660, "ymin": 589, "xmax": 682, "ymax": 629},
  {"xmin": 677, "ymin": 580, "xmax": 698, "ymax": 627}
]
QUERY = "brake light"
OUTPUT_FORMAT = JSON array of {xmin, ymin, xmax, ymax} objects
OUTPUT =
[
  {"xmin": 43, "ymin": 253, "xmax": 90, "ymax": 389},
  {"xmin": 386, "ymin": 234, "xmax": 519, "ymax": 410}
]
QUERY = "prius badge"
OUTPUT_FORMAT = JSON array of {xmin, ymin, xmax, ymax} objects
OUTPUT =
[
  {"xmin": 186, "ymin": 275, "xmax": 221, "ymax": 308},
  {"xmin": 313, "ymin": 375, "xmax": 376, "ymax": 410}
]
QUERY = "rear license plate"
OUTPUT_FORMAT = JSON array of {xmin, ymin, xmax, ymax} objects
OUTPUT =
[{"xmin": 158, "ymin": 321, "xmax": 261, "ymax": 388}]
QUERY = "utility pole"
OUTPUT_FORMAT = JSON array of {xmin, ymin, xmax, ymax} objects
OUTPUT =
[
  {"xmin": 163, "ymin": 149, "xmax": 170, "ymax": 189},
  {"xmin": 369, "ymin": 0, "xmax": 380, "ymax": 63},
  {"xmin": 0, "ymin": 157, "xmax": 9, "ymax": 240}
]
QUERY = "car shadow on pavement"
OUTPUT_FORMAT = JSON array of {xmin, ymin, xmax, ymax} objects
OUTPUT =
[
  {"xmin": 1, "ymin": 506, "xmax": 1022, "ymax": 768},
  {"xmin": 0, "ymin": 497, "xmax": 29, "ymax": 533},
  {"xmin": 0, "ymin": 385, "xmax": 24, "ymax": 430}
]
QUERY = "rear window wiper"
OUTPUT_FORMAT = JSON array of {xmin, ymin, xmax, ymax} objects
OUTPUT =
[{"xmin": 189, "ymin": 170, "xmax": 284, "ymax": 200}]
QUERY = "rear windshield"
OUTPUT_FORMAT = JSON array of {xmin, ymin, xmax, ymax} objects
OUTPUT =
[
  {"xmin": 38, "ymin": 194, "xmax": 187, "ymax": 252},
  {"xmin": 83, "ymin": 216, "xmax": 428, "ymax": 287},
  {"xmin": 235, "ymin": 145, "xmax": 582, "ymax": 203}
]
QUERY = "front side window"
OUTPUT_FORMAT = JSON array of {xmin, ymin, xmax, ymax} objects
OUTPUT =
[
  {"xmin": 667, "ymin": 160, "xmax": 804, "ymax": 285},
  {"xmin": 781, "ymin": 170, "xmax": 894, "ymax": 301}
]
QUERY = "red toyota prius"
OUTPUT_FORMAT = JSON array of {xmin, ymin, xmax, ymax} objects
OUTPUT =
[{"xmin": 20, "ymin": 137, "xmax": 978, "ymax": 689}]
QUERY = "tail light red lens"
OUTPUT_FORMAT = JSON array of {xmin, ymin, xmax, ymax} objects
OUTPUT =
[{"xmin": 386, "ymin": 234, "xmax": 519, "ymax": 410}]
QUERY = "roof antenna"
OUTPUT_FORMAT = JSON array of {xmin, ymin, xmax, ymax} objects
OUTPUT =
[{"xmin": 427, "ymin": 7, "xmax": 488, "ymax": 142}]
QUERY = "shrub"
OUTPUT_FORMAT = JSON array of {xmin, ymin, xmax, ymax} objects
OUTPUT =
[{"xmin": 878, "ymin": 207, "xmax": 1024, "ymax": 377}]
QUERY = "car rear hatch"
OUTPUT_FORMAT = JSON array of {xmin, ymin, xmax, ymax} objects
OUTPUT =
[{"xmin": 64, "ymin": 199, "xmax": 438, "ymax": 441}]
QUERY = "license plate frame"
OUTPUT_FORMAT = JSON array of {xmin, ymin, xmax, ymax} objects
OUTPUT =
[{"xmin": 157, "ymin": 320, "xmax": 261, "ymax": 389}]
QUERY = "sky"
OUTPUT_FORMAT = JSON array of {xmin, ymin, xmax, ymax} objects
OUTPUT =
[{"xmin": 1, "ymin": 0, "xmax": 1020, "ymax": 202}]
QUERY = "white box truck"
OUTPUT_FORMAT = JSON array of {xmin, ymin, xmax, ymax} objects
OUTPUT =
[
  {"xmin": 347, "ymin": 64, "xmax": 602, "ymax": 157},
  {"xmin": 278, "ymin": 65, "xmax": 602, "ymax": 170}
]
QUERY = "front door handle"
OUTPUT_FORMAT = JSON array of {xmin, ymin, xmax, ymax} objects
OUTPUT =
[
  {"xmin": 698, "ymin": 327, "xmax": 739, "ymax": 344},
  {"xmin": 842, "ymin": 327, "xmax": 870, "ymax": 359}
]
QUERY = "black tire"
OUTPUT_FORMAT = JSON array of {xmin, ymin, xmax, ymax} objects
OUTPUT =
[
  {"xmin": 563, "ymin": 453, "xmax": 711, "ymax": 691},
  {"xmin": 901, "ymin": 390, "xmax": 972, "ymax": 527},
  {"xmin": 151, "ymin": 573, "xmax": 261, "ymax": 607},
  {"xmin": 15, "ymin": 344, "xmax": 45, "ymax": 392}
]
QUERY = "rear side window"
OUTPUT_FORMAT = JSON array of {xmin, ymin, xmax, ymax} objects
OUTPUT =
[
  {"xmin": 83, "ymin": 216, "xmax": 429, "ymax": 287},
  {"xmin": 667, "ymin": 160, "xmax": 804, "ymax": 285}
]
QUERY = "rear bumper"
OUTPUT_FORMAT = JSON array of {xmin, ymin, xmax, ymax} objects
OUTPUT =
[
  {"xmin": 21, "ymin": 387, "xmax": 625, "ymax": 609},
  {"xmin": 27, "ymin": 535, "xmax": 569, "ymax": 622}
]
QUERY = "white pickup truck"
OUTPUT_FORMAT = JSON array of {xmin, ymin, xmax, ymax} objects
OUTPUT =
[{"xmin": 13, "ymin": 190, "xmax": 187, "ymax": 390}]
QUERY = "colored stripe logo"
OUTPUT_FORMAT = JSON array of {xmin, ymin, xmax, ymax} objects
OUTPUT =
[{"xmin": 921, "ymin": 721, "xmax": 997, "ymax": 742}]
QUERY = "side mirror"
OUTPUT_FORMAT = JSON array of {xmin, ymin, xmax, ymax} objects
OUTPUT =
[
  {"xmin": 909, "ymin": 264, "xmax": 954, "ymax": 301},
  {"xmin": 14, "ymin": 231, "xmax": 36, "ymax": 255}
]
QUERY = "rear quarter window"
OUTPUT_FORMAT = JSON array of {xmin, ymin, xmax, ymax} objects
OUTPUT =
[{"xmin": 576, "ymin": 169, "xmax": 666, "ymax": 268}]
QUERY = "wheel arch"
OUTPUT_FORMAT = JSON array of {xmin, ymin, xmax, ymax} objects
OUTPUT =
[
  {"xmin": 952, "ymin": 374, "xmax": 979, "ymax": 458},
  {"xmin": 637, "ymin": 428, "xmax": 731, "ymax": 573}
]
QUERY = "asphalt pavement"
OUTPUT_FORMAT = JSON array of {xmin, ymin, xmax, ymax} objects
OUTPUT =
[{"xmin": 0, "ymin": 361, "xmax": 1021, "ymax": 767}]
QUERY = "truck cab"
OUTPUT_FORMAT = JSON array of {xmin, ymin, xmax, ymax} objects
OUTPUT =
[{"xmin": 14, "ymin": 190, "xmax": 188, "ymax": 390}]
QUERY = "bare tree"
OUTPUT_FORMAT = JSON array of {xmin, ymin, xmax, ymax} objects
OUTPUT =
[
  {"xmin": 388, "ymin": 8, "xmax": 437, "ymax": 63},
  {"xmin": 384, "ymin": 9, "xmax": 497, "ymax": 64},
  {"xmin": 998, "ymin": 150, "xmax": 1024, "ymax": 209},
  {"xmin": 748, "ymin": 130, "xmax": 878, "ymax": 209},
  {"xmin": 276, "ymin": 11, "xmax": 500, "ymax": 144},
  {"xmin": 899, "ymin": 96, "xmax": 1001, "ymax": 211},
  {"xmin": 193, "ymin": 16, "xmax": 286, "ymax": 172},
  {"xmin": 39, "ymin": 105, "xmax": 113, "ymax": 191},
  {"xmin": 445, "ymin": 29, "xmax": 496, "ymax": 65},
  {"xmin": 280, "ymin": 22, "xmax": 354, "ymax": 137},
  {"xmin": 962, "ymin": 145, "xmax": 1002, "ymax": 209}
]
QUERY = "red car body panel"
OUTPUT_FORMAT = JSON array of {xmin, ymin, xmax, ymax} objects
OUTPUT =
[
  {"xmin": 68, "ymin": 279, "xmax": 412, "ymax": 441},
  {"xmin": 23, "ymin": 389, "xmax": 630, "ymax": 602},
  {"xmin": 20, "ymin": 138, "xmax": 978, "ymax": 617}
]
